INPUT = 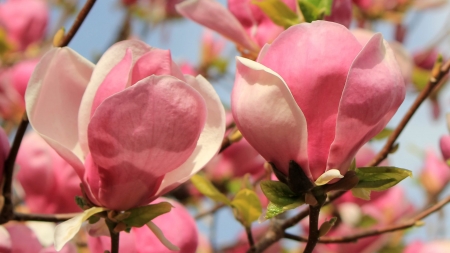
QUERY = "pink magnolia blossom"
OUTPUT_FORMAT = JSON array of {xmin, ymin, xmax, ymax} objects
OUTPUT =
[
  {"xmin": 232, "ymin": 21, "xmax": 405, "ymax": 184},
  {"xmin": 25, "ymin": 40, "xmax": 226, "ymax": 211},
  {"xmin": 87, "ymin": 198, "xmax": 198, "ymax": 253},
  {"xmin": 0, "ymin": 59, "xmax": 39, "ymax": 120},
  {"xmin": 0, "ymin": 0, "xmax": 48, "ymax": 51},
  {"xmin": 16, "ymin": 131, "xmax": 82, "ymax": 214},
  {"xmin": 413, "ymin": 49, "xmax": 439, "ymax": 70},
  {"xmin": 404, "ymin": 240, "xmax": 450, "ymax": 253},
  {"xmin": 324, "ymin": 0, "xmax": 353, "ymax": 28},
  {"xmin": 420, "ymin": 149, "xmax": 450, "ymax": 195},
  {"xmin": 176, "ymin": 0, "xmax": 297, "ymax": 52},
  {"xmin": 440, "ymin": 135, "xmax": 450, "ymax": 161},
  {"xmin": 0, "ymin": 223, "xmax": 76, "ymax": 253}
]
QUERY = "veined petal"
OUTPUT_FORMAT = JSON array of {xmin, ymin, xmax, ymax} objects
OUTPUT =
[
  {"xmin": 54, "ymin": 207, "xmax": 106, "ymax": 251},
  {"xmin": 131, "ymin": 48, "xmax": 185, "ymax": 85},
  {"xmin": 156, "ymin": 75, "xmax": 225, "ymax": 195},
  {"xmin": 259, "ymin": 21, "xmax": 362, "ymax": 180},
  {"xmin": 78, "ymin": 40, "xmax": 151, "ymax": 155},
  {"xmin": 327, "ymin": 33, "xmax": 405, "ymax": 174},
  {"xmin": 90, "ymin": 48, "xmax": 133, "ymax": 116},
  {"xmin": 88, "ymin": 75, "xmax": 207, "ymax": 209},
  {"xmin": 25, "ymin": 47, "xmax": 94, "ymax": 177},
  {"xmin": 176, "ymin": 0, "xmax": 259, "ymax": 52},
  {"xmin": 231, "ymin": 57, "xmax": 309, "ymax": 177}
]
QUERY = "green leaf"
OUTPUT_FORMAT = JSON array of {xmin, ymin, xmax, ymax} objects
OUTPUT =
[
  {"xmin": 191, "ymin": 174, "xmax": 231, "ymax": 205},
  {"xmin": 355, "ymin": 214, "xmax": 378, "ymax": 228},
  {"xmin": 372, "ymin": 128, "xmax": 393, "ymax": 140},
  {"xmin": 351, "ymin": 188, "xmax": 371, "ymax": 200},
  {"xmin": 231, "ymin": 189, "xmax": 262, "ymax": 227},
  {"xmin": 122, "ymin": 202, "xmax": 173, "ymax": 228},
  {"xmin": 354, "ymin": 166, "xmax": 412, "ymax": 191},
  {"xmin": 252, "ymin": 0, "xmax": 300, "ymax": 28},
  {"xmin": 298, "ymin": 0, "xmax": 333, "ymax": 22},
  {"xmin": 264, "ymin": 200, "xmax": 304, "ymax": 219},
  {"xmin": 260, "ymin": 180, "xmax": 303, "ymax": 206}
]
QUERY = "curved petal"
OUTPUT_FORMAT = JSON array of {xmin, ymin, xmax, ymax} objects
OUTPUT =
[
  {"xmin": 176, "ymin": 0, "xmax": 259, "ymax": 52},
  {"xmin": 90, "ymin": 48, "xmax": 133, "ymax": 116},
  {"xmin": 231, "ymin": 57, "xmax": 309, "ymax": 177},
  {"xmin": 327, "ymin": 34, "xmax": 405, "ymax": 174},
  {"xmin": 130, "ymin": 48, "xmax": 185, "ymax": 84},
  {"xmin": 259, "ymin": 21, "xmax": 362, "ymax": 179},
  {"xmin": 78, "ymin": 40, "xmax": 151, "ymax": 155},
  {"xmin": 156, "ymin": 74, "xmax": 226, "ymax": 195},
  {"xmin": 25, "ymin": 47, "xmax": 94, "ymax": 177},
  {"xmin": 88, "ymin": 75, "xmax": 207, "ymax": 209}
]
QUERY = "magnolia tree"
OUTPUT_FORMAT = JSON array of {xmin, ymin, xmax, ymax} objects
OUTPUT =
[{"xmin": 0, "ymin": 0, "xmax": 450, "ymax": 252}]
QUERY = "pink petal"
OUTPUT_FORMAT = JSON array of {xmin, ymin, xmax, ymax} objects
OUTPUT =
[
  {"xmin": 176, "ymin": 0, "xmax": 259, "ymax": 52},
  {"xmin": 327, "ymin": 33, "xmax": 405, "ymax": 175},
  {"xmin": 6, "ymin": 224, "xmax": 43, "ymax": 252},
  {"xmin": 421, "ymin": 149, "xmax": 450, "ymax": 194},
  {"xmin": 259, "ymin": 21, "xmax": 362, "ymax": 179},
  {"xmin": 324, "ymin": 0, "xmax": 353, "ymax": 28},
  {"xmin": 90, "ymin": 48, "xmax": 133, "ymax": 117},
  {"xmin": 25, "ymin": 47, "xmax": 94, "ymax": 178},
  {"xmin": 130, "ymin": 48, "xmax": 185, "ymax": 85},
  {"xmin": 231, "ymin": 57, "xmax": 309, "ymax": 177},
  {"xmin": 78, "ymin": 40, "xmax": 151, "ymax": 156},
  {"xmin": 88, "ymin": 75, "xmax": 207, "ymax": 209},
  {"xmin": 440, "ymin": 135, "xmax": 450, "ymax": 160},
  {"xmin": 156, "ymin": 74, "xmax": 225, "ymax": 195}
]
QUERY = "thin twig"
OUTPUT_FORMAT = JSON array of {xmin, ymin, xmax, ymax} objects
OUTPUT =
[
  {"xmin": 13, "ymin": 212, "xmax": 75, "ymax": 222},
  {"xmin": 245, "ymin": 226, "xmax": 256, "ymax": 252},
  {"xmin": 284, "ymin": 194, "xmax": 450, "ymax": 244},
  {"xmin": 369, "ymin": 59, "xmax": 450, "ymax": 167},
  {"xmin": 303, "ymin": 204, "xmax": 322, "ymax": 253},
  {"xmin": 195, "ymin": 203, "xmax": 225, "ymax": 219},
  {"xmin": 58, "ymin": 0, "xmax": 98, "ymax": 47},
  {"xmin": 106, "ymin": 219, "xmax": 120, "ymax": 253},
  {"xmin": 0, "ymin": 116, "xmax": 28, "ymax": 223}
]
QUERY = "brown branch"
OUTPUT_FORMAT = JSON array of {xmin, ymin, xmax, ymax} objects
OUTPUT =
[
  {"xmin": 58, "ymin": 0, "xmax": 97, "ymax": 47},
  {"xmin": 245, "ymin": 226, "xmax": 256, "ymax": 252},
  {"xmin": 0, "ymin": 0, "xmax": 98, "ymax": 224},
  {"xmin": 195, "ymin": 203, "xmax": 225, "ymax": 219},
  {"xmin": 13, "ymin": 212, "xmax": 75, "ymax": 222},
  {"xmin": 303, "ymin": 204, "xmax": 322, "ymax": 253},
  {"xmin": 369, "ymin": 59, "xmax": 450, "ymax": 167},
  {"xmin": 284, "ymin": 194, "xmax": 450, "ymax": 244}
]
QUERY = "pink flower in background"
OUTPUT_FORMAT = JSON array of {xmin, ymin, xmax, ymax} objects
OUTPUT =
[
  {"xmin": 413, "ymin": 49, "xmax": 439, "ymax": 70},
  {"xmin": 16, "ymin": 131, "xmax": 82, "ymax": 214},
  {"xmin": 25, "ymin": 40, "xmax": 226, "ymax": 211},
  {"xmin": 440, "ymin": 135, "xmax": 450, "ymax": 161},
  {"xmin": 0, "ymin": 59, "xmax": 39, "ymax": 120},
  {"xmin": 420, "ymin": 149, "xmax": 450, "ymax": 196},
  {"xmin": 232, "ymin": 21, "xmax": 405, "ymax": 184},
  {"xmin": 0, "ymin": 223, "xmax": 76, "ymax": 253},
  {"xmin": 88, "ymin": 198, "xmax": 198, "ymax": 253},
  {"xmin": 316, "ymin": 187, "xmax": 414, "ymax": 253},
  {"xmin": 324, "ymin": 0, "xmax": 353, "ymax": 28},
  {"xmin": 404, "ymin": 240, "xmax": 450, "ymax": 253},
  {"xmin": 176, "ymin": 0, "xmax": 297, "ymax": 52},
  {"xmin": 0, "ymin": 0, "xmax": 48, "ymax": 51}
]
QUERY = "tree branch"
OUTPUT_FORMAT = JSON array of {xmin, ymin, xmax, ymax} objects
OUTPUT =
[
  {"xmin": 369, "ymin": 59, "xmax": 450, "ymax": 167},
  {"xmin": 13, "ymin": 212, "xmax": 75, "ymax": 222}
]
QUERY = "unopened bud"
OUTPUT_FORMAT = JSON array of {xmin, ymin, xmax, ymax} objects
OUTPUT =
[
  {"xmin": 53, "ymin": 27, "xmax": 65, "ymax": 47},
  {"xmin": 318, "ymin": 217, "xmax": 337, "ymax": 237}
]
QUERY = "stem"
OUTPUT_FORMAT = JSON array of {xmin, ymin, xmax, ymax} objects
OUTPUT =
[
  {"xmin": 303, "ymin": 204, "xmax": 322, "ymax": 253},
  {"xmin": 13, "ymin": 212, "xmax": 74, "ymax": 222},
  {"xmin": 0, "ymin": 116, "xmax": 28, "ymax": 223},
  {"xmin": 245, "ymin": 226, "xmax": 255, "ymax": 252},
  {"xmin": 106, "ymin": 219, "xmax": 120, "ymax": 253},
  {"xmin": 58, "ymin": 0, "xmax": 98, "ymax": 47}
]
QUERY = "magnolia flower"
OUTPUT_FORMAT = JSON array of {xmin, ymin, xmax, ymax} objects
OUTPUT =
[
  {"xmin": 232, "ymin": 21, "xmax": 405, "ymax": 185},
  {"xmin": 16, "ymin": 131, "xmax": 82, "ymax": 214},
  {"xmin": 176, "ymin": 0, "xmax": 297, "ymax": 52},
  {"xmin": 440, "ymin": 135, "xmax": 450, "ymax": 161},
  {"xmin": 420, "ymin": 149, "xmax": 450, "ymax": 196},
  {"xmin": 25, "ymin": 40, "xmax": 225, "ymax": 249},
  {"xmin": 88, "ymin": 198, "xmax": 198, "ymax": 253},
  {"xmin": 0, "ymin": 0, "xmax": 48, "ymax": 51},
  {"xmin": 324, "ymin": 0, "xmax": 353, "ymax": 28}
]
